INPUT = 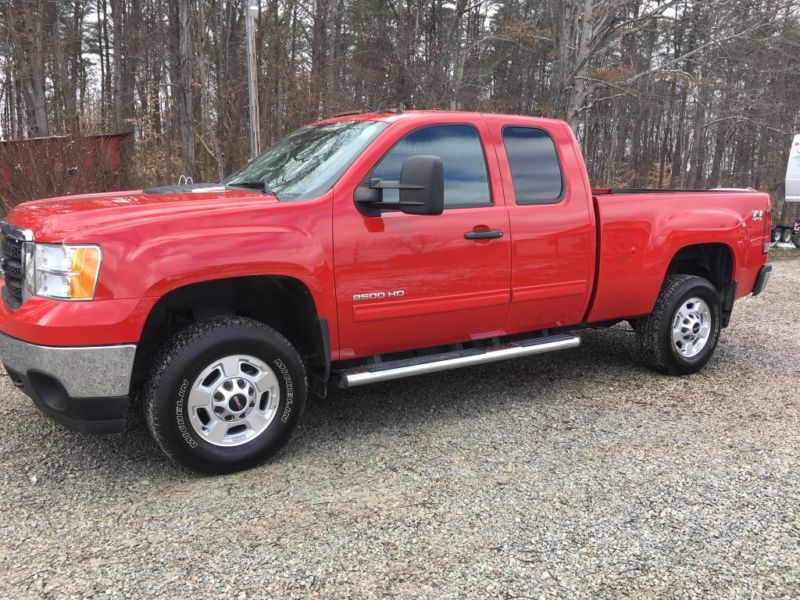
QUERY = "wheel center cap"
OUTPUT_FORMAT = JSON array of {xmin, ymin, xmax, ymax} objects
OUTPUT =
[
  {"xmin": 229, "ymin": 394, "xmax": 247, "ymax": 412},
  {"xmin": 692, "ymin": 322, "xmax": 701, "ymax": 334}
]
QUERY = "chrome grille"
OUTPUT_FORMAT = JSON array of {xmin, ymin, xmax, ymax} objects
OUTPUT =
[{"xmin": 0, "ymin": 222, "xmax": 32, "ymax": 310}]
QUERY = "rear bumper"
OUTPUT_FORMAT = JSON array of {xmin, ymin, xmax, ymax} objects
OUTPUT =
[
  {"xmin": 0, "ymin": 332, "xmax": 136, "ymax": 433},
  {"xmin": 751, "ymin": 264, "xmax": 772, "ymax": 297}
]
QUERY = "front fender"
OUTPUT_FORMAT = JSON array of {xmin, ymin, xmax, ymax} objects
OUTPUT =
[
  {"xmin": 120, "ymin": 225, "xmax": 328, "ymax": 300},
  {"xmin": 91, "ymin": 198, "xmax": 336, "ymax": 345},
  {"xmin": 89, "ymin": 197, "xmax": 335, "ymax": 312}
]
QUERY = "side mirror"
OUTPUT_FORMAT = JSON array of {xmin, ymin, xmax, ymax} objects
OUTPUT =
[
  {"xmin": 355, "ymin": 155, "xmax": 444, "ymax": 216},
  {"xmin": 396, "ymin": 155, "xmax": 444, "ymax": 215}
]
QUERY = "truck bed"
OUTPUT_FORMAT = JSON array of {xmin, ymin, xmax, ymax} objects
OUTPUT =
[{"xmin": 586, "ymin": 188, "xmax": 770, "ymax": 323}]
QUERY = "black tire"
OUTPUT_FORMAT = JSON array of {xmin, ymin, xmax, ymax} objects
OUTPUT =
[
  {"xmin": 636, "ymin": 275, "xmax": 722, "ymax": 375},
  {"xmin": 793, "ymin": 233, "xmax": 800, "ymax": 249},
  {"xmin": 144, "ymin": 316, "xmax": 307, "ymax": 474},
  {"xmin": 771, "ymin": 227, "xmax": 782, "ymax": 243},
  {"xmin": 781, "ymin": 228, "xmax": 793, "ymax": 243}
]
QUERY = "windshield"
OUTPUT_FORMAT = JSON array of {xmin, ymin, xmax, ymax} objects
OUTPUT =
[{"xmin": 226, "ymin": 120, "xmax": 388, "ymax": 199}]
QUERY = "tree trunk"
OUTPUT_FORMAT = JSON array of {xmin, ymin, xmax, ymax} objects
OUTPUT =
[
  {"xmin": 15, "ymin": 2, "xmax": 49, "ymax": 136},
  {"xmin": 179, "ymin": 0, "xmax": 195, "ymax": 178}
]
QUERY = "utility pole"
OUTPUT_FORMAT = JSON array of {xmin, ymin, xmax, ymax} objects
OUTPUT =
[{"xmin": 245, "ymin": 1, "xmax": 261, "ymax": 160}]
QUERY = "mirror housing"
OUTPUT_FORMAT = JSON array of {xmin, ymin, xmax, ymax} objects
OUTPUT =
[
  {"xmin": 397, "ymin": 155, "xmax": 444, "ymax": 215},
  {"xmin": 355, "ymin": 155, "xmax": 444, "ymax": 216}
]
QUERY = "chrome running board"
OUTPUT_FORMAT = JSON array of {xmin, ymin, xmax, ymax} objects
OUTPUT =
[{"xmin": 332, "ymin": 333, "xmax": 580, "ymax": 389}]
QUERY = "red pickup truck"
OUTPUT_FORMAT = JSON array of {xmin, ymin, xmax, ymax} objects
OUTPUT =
[{"xmin": 0, "ymin": 110, "xmax": 773, "ymax": 473}]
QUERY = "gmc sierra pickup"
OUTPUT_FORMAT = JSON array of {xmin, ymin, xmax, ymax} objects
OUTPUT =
[{"xmin": 0, "ymin": 110, "xmax": 773, "ymax": 473}]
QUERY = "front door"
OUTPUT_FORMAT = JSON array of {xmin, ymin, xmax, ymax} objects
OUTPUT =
[{"xmin": 332, "ymin": 121, "xmax": 511, "ymax": 359}]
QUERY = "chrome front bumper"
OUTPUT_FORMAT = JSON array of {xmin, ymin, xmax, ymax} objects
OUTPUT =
[
  {"xmin": 0, "ymin": 332, "xmax": 136, "ymax": 398},
  {"xmin": 0, "ymin": 332, "xmax": 137, "ymax": 433}
]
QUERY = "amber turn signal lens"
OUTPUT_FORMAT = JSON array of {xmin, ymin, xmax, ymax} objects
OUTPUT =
[{"xmin": 68, "ymin": 246, "xmax": 101, "ymax": 299}]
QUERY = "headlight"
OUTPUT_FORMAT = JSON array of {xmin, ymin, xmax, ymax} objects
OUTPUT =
[{"xmin": 23, "ymin": 243, "xmax": 102, "ymax": 301}]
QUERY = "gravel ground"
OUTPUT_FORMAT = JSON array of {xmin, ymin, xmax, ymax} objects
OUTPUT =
[{"xmin": 1, "ymin": 256, "xmax": 798, "ymax": 599}]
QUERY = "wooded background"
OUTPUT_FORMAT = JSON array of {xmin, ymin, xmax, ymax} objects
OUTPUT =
[{"xmin": 1, "ymin": 0, "xmax": 799, "ymax": 219}]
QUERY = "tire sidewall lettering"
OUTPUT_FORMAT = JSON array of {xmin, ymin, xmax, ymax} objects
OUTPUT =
[
  {"xmin": 175, "ymin": 378, "xmax": 198, "ymax": 448},
  {"xmin": 273, "ymin": 358, "xmax": 295, "ymax": 424}
]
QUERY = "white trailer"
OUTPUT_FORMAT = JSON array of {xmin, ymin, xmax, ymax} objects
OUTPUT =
[
  {"xmin": 771, "ymin": 134, "xmax": 800, "ymax": 246},
  {"xmin": 787, "ymin": 134, "xmax": 800, "ymax": 203}
]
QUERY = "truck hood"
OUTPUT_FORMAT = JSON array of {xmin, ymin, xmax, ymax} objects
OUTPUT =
[{"xmin": 5, "ymin": 187, "xmax": 275, "ymax": 242}]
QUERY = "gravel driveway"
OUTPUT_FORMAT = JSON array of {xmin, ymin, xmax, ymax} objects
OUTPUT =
[{"xmin": 1, "ymin": 255, "xmax": 798, "ymax": 598}]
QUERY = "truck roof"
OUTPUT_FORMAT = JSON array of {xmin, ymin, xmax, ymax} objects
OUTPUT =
[{"xmin": 312, "ymin": 109, "xmax": 569, "ymax": 128}]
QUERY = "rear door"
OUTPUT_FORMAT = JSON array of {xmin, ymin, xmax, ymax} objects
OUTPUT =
[
  {"xmin": 486, "ymin": 119, "xmax": 596, "ymax": 332},
  {"xmin": 332, "ymin": 118, "xmax": 511, "ymax": 359}
]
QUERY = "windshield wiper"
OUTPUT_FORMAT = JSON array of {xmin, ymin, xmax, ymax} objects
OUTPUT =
[{"xmin": 226, "ymin": 180, "xmax": 278, "ymax": 197}]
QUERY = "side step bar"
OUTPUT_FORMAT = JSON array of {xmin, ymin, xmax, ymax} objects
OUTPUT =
[{"xmin": 332, "ymin": 333, "xmax": 580, "ymax": 389}]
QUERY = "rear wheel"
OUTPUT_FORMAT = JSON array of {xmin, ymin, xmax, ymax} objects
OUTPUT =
[
  {"xmin": 636, "ymin": 275, "xmax": 721, "ymax": 375},
  {"xmin": 144, "ymin": 316, "xmax": 307, "ymax": 474},
  {"xmin": 781, "ymin": 228, "xmax": 793, "ymax": 243},
  {"xmin": 771, "ymin": 228, "xmax": 782, "ymax": 243}
]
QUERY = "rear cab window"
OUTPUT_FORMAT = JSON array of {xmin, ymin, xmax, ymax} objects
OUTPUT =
[{"xmin": 502, "ymin": 126, "xmax": 564, "ymax": 205}]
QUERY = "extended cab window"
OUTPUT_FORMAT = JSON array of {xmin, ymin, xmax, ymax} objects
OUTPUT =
[
  {"xmin": 373, "ymin": 125, "xmax": 491, "ymax": 207},
  {"xmin": 502, "ymin": 127, "xmax": 564, "ymax": 205}
]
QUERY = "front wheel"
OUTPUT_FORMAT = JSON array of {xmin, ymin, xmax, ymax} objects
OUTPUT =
[
  {"xmin": 144, "ymin": 316, "xmax": 307, "ymax": 474},
  {"xmin": 636, "ymin": 275, "xmax": 722, "ymax": 375},
  {"xmin": 781, "ymin": 228, "xmax": 793, "ymax": 243}
]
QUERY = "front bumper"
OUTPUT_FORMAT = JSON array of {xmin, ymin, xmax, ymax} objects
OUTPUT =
[
  {"xmin": 0, "ymin": 332, "xmax": 136, "ymax": 432},
  {"xmin": 751, "ymin": 264, "xmax": 772, "ymax": 297}
]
